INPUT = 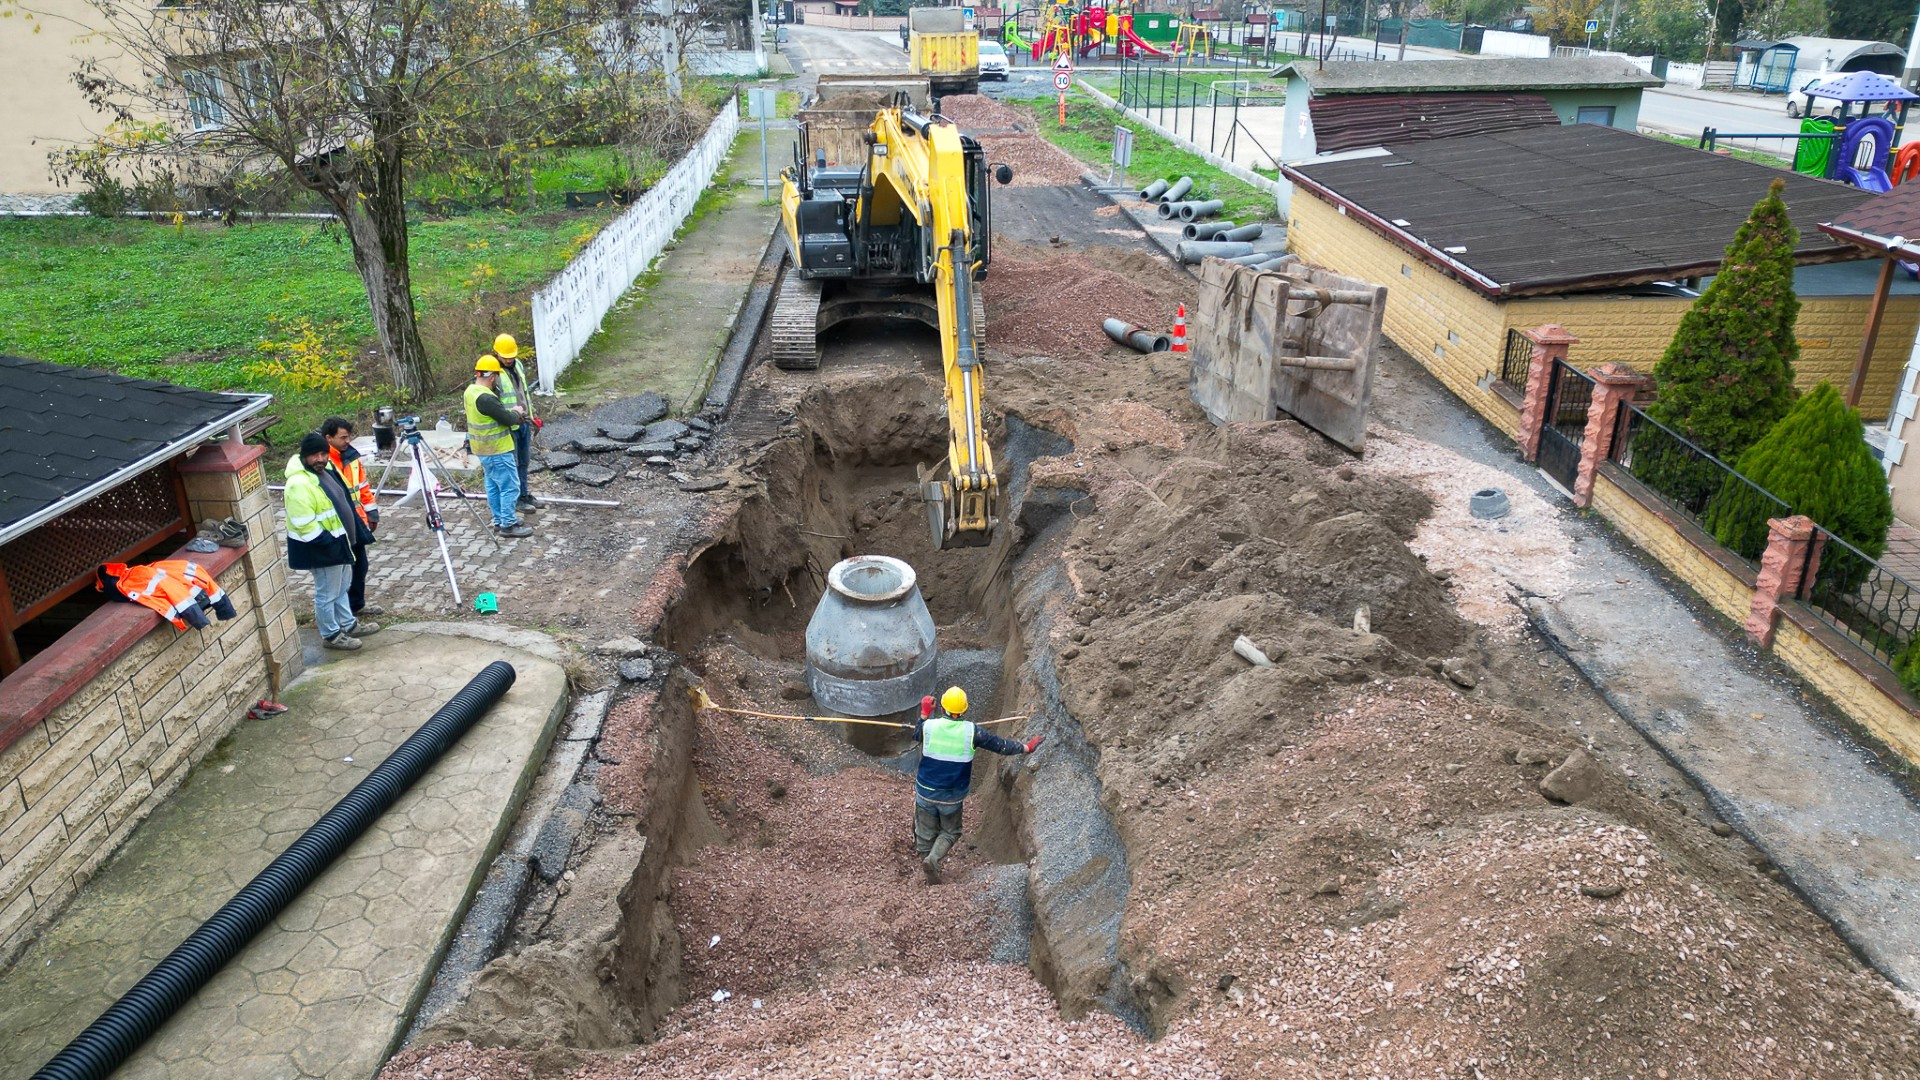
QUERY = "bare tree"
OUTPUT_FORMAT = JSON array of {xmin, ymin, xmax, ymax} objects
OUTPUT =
[{"xmin": 48, "ymin": 0, "xmax": 598, "ymax": 397}]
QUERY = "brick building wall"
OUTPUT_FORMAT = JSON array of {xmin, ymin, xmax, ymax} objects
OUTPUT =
[
  {"xmin": 0, "ymin": 442, "xmax": 298, "ymax": 962},
  {"xmin": 1589, "ymin": 469, "xmax": 1757, "ymax": 624}
]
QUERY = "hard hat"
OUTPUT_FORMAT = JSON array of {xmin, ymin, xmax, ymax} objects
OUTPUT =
[
  {"xmin": 493, "ymin": 333, "xmax": 519, "ymax": 359},
  {"xmin": 474, "ymin": 355, "xmax": 504, "ymax": 373},
  {"xmin": 941, "ymin": 686, "xmax": 969, "ymax": 715}
]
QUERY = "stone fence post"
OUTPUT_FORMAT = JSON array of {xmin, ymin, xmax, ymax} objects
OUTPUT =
[
  {"xmin": 177, "ymin": 441, "xmax": 304, "ymax": 692},
  {"xmin": 1516, "ymin": 324, "xmax": 1579, "ymax": 463},
  {"xmin": 1746, "ymin": 515, "xmax": 1822, "ymax": 648},
  {"xmin": 1572, "ymin": 363, "xmax": 1649, "ymax": 508}
]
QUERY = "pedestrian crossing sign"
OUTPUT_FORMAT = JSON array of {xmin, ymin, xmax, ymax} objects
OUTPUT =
[{"xmin": 1584, "ymin": 18, "xmax": 1599, "ymax": 34}]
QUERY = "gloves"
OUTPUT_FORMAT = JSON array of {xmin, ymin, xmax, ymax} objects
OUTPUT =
[
  {"xmin": 532, "ymin": 417, "xmax": 544, "ymax": 431},
  {"xmin": 1024, "ymin": 736, "xmax": 1044, "ymax": 754},
  {"xmin": 367, "ymin": 508, "xmax": 379, "ymax": 529},
  {"xmin": 920, "ymin": 695, "xmax": 935, "ymax": 720}
]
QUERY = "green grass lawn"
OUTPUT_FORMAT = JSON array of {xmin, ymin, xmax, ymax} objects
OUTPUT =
[
  {"xmin": 0, "ymin": 209, "xmax": 615, "ymax": 442},
  {"xmin": 1643, "ymin": 130, "xmax": 1792, "ymax": 169},
  {"xmin": 1021, "ymin": 89, "xmax": 1278, "ymax": 222}
]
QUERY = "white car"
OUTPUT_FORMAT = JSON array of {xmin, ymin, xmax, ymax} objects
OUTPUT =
[
  {"xmin": 1786, "ymin": 75, "xmax": 1842, "ymax": 119},
  {"xmin": 978, "ymin": 40, "xmax": 1009, "ymax": 81}
]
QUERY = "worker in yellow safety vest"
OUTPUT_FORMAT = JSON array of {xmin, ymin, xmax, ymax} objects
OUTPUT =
[
  {"xmin": 489, "ymin": 333, "xmax": 543, "ymax": 516},
  {"xmin": 910, "ymin": 685, "xmax": 1043, "ymax": 883},
  {"xmin": 466, "ymin": 356, "xmax": 532, "ymax": 538},
  {"xmin": 322, "ymin": 415, "xmax": 383, "ymax": 621},
  {"xmin": 284, "ymin": 432, "xmax": 372, "ymax": 649}
]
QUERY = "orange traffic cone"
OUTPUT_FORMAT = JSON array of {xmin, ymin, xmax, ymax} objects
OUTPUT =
[{"xmin": 1171, "ymin": 303, "xmax": 1188, "ymax": 353}]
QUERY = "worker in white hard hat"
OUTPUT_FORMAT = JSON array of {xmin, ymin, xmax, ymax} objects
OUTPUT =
[{"xmin": 910, "ymin": 685, "xmax": 1042, "ymax": 884}]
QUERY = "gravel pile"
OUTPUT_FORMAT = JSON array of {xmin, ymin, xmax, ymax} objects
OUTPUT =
[
  {"xmin": 940, "ymin": 94, "xmax": 1092, "ymax": 187},
  {"xmin": 1357, "ymin": 428, "xmax": 1579, "ymax": 635},
  {"xmin": 987, "ymin": 246, "xmax": 1186, "ymax": 363}
]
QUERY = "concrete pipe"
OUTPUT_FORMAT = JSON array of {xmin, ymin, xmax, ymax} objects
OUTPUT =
[
  {"xmin": 804, "ymin": 555, "xmax": 938, "ymax": 719},
  {"xmin": 1182, "ymin": 220, "xmax": 1237, "ymax": 241},
  {"xmin": 1179, "ymin": 199, "xmax": 1226, "ymax": 222},
  {"xmin": 1225, "ymin": 252, "xmax": 1272, "ymax": 265},
  {"xmin": 1103, "ymin": 318, "xmax": 1172, "ymax": 353},
  {"xmin": 1160, "ymin": 176, "xmax": 1194, "ymax": 203},
  {"xmin": 1157, "ymin": 200, "xmax": 1186, "ymax": 220},
  {"xmin": 1140, "ymin": 178, "xmax": 1171, "ymax": 201},
  {"xmin": 1218, "ymin": 224, "xmax": 1265, "ymax": 242},
  {"xmin": 1255, "ymin": 254, "xmax": 1302, "ymax": 272},
  {"xmin": 1177, "ymin": 240, "xmax": 1256, "ymax": 264}
]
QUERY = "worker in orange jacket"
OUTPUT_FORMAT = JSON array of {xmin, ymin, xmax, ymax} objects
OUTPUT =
[
  {"xmin": 322, "ymin": 416, "xmax": 384, "ymax": 622},
  {"xmin": 96, "ymin": 560, "xmax": 237, "ymax": 630}
]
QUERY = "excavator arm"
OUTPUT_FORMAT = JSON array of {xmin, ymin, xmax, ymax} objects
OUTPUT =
[{"xmin": 859, "ymin": 108, "xmax": 1000, "ymax": 548}]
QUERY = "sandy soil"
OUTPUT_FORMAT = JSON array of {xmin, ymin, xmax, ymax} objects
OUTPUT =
[{"xmin": 381, "ymin": 225, "xmax": 1920, "ymax": 1079}]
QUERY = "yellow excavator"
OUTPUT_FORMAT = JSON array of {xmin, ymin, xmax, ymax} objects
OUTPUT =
[{"xmin": 775, "ymin": 101, "xmax": 1012, "ymax": 549}]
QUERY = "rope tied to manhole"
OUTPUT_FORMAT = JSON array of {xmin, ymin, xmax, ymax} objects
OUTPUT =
[{"xmin": 691, "ymin": 687, "xmax": 1026, "ymax": 728}]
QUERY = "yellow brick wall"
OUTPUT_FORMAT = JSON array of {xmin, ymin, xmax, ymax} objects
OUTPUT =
[
  {"xmin": 1505, "ymin": 294, "xmax": 1919, "ymax": 422},
  {"xmin": 1772, "ymin": 619, "xmax": 1920, "ymax": 765},
  {"xmin": 1588, "ymin": 471, "xmax": 1755, "ymax": 624},
  {"xmin": 1287, "ymin": 194, "xmax": 1517, "ymax": 435}
]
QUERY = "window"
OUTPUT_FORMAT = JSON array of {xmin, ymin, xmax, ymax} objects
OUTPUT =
[
  {"xmin": 182, "ymin": 68, "xmax": 226, "ymax": 131},
  {"xmin": 1575, "ymin": 105, "xmax": 1616, "ymax": 126},
  {"xmin": 233, "ymin": 60, "xmax": 272, "ymax": 113}
]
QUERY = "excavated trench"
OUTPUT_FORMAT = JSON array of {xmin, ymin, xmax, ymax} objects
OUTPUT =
[{"xmin": 614, "ymin": 365, "xmax": 1157, "ymax": 1032}]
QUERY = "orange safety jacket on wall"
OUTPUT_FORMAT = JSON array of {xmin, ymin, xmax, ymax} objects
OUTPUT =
[{"xmin": 96, "ymin": 560, "xmax": 238, "ymax": 631}]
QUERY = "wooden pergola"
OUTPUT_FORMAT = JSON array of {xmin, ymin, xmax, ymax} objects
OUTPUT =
[{"xmin": 1820, "ymin": 183, "xmax": 1920, "ymax": 408}]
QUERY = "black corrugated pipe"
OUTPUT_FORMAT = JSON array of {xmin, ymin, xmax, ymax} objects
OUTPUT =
[{"xmin": 32, "ymin": 661, "xmax": 518, "ymax": 1080}]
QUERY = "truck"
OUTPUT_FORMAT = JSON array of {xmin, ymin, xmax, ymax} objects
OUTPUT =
[
  {"xmin": 908, "ymin": 7, "xmax": 979, "ymax": 97},
  {"xmin": 797, "ymin": 75, "xmax": 935, "ymax": 167}
]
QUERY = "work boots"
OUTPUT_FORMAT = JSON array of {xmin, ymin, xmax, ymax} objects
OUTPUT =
[{"xmin": 922, "ymin": 834, "xmax": 956, "ymax": 884}]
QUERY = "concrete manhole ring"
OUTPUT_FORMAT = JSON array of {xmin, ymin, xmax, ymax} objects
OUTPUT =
[{"xmin": 1469, "ymin": 487, "xmax": 1510, "ymax": 519}]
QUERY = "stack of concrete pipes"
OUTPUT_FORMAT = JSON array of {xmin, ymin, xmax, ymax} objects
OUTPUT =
[{"xmin": 1144, "ymin": 175, "xmax": 1228, "ymax": 225}]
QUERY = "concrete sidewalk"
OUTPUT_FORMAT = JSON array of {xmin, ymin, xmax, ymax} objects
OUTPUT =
[
  {"xmin": 560, "ymin": 121, "xmax": 797, "ymax": 414},
  {"xmin": 0, "ymin": 627, "xmax": 567, "ymax": 1079}
]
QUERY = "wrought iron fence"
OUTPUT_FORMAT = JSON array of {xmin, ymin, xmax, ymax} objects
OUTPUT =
[
  {"xmin": 1498, "ymin": 328, "xmax": 1531, "ymax": 391},
  {"xmin": 1116, "ymin": 57, "xmax": 1285, "ymax": 171},
  {"xmin": 1608, "ymin": 405, "xmax": 1790, "ymax": 568},
  {"xmin": 1801, "ymin": 525, "xmax": 1920, "ymax": 672}
]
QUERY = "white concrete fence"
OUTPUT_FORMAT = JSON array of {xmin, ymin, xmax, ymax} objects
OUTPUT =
[
  {"xmin": 1480, "ymin": 29, "xmax": 1550, "ymax": 58},
  {"xmin": 531, "ymin": 97, "xmax": 742, "ymax": 392}
]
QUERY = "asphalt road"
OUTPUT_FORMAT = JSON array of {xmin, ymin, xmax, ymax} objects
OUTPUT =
[{"xmin": 782, "ymin": 24, "xmax": 915, "ymax": 77}]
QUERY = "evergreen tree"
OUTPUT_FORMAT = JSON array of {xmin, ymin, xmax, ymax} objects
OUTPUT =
[
  {"xmin": 1649, "ymin": 177, "xmax": 1802, "ymax": 459},
  {"xmin": 1630, "ymin": 178, "xmax": 1804, "ymax": 510},
  {"xmin": 1703, "ymin": 382, "xmax": 1892, "ymax": 563}
]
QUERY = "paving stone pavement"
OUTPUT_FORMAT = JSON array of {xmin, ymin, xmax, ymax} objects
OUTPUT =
[
  {"xmin": 0, "ymin": 628, "xmax": 568, "ymax": 1079},
  {"xmin": 275, "ymin": 493, "xmax": 620, "ymax": 619}
]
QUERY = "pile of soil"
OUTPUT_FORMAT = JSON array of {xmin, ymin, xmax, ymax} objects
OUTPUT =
[
  {"xmin": 986, "ymin": 243, "xmax": 1191, "ymax": 364},
  {"xmin": 941, "ymin": 94, "xmax": 1091, "ymax": 186}
]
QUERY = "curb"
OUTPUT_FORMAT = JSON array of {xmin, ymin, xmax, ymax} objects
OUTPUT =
[{"xmin": 706, "ymin": 224, "xmax": 787, "ymax": 417}]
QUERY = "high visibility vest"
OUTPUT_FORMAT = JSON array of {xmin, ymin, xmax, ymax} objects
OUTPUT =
[
  {"xmin": 99, "ymin": 560, "xmax": 226, "ymax": 630},
  {"xmin": 464, "ymin": 382, "xmax": 515, "ymax": 457},
  {"xmin": 497, "ymin": 361, "xmax": 530, "ymax": 415},
  {"xmin": 283, "ymin": 456, "xmax": 347, "ymax": 543},
  {"xmin": 921, "ymin": 716, "xmax": 977, "ymax": 764},
  {"xmin": 328, "ymin": 446, "xmax": 375, "ymax": 525}
]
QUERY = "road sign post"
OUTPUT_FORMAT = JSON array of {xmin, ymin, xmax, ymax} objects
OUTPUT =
[
  {"xmin": 748, "ymin": 88, "xmax": 778, "ymax": 201},
  {"xmin": 1054, "ymin": 56, "xmax": 1073, "ymax": 128},
  {"xmin": 1584, "ymin": 17, "xmax": 1598, "ymax": 50}
]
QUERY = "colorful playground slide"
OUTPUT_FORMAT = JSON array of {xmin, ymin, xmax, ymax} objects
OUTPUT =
[{"xmin": 1119, "ymin": 22, "xmax": 1170, "ymax": 57}]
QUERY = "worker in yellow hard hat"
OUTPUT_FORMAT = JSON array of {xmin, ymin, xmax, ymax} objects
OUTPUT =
[
  {"xmin": 488, "ymin": 333, "xmax": 542, "ymax": 515},
  {"xmin": 465, "ymin": 355, "xmax": 532, "ymax": 538},
  {"xmin": 910, "ymin": 684, "xmax": 1043, "ymax": 884}
]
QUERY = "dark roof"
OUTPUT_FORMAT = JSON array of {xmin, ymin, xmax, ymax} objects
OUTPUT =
[
  {"xmin": 1822, "ymin": 181, "xmax": 1920, "ymax": 255},
  {"xmin": 1807, "ymin": 70, "xmax": 1918, "ymax": 101},
  {"xmin": 1309, "ymin": 91, "xmax": 1558, "ymax": 153},
  {"xmin": 0, "ymin": 356, "xmax": 268, "ymax": 541},
  {"xmin": 1277, "ymin": 57, "xmax": 1663, "ymax": 96},
  {"xmin": 1283, "ymin": 124, "xmax": 1874, "ymax": 296}
]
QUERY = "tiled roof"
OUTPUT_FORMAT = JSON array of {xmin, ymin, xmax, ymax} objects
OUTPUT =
[
  {"xmin": 0, "ymin": 355, "xmax": 266, "ymax": 539},
  {"xmin": 1284, "ymin": 124, "xmax": 1874, "ymax": 296},
  {"xmin": 1822, "ymin": 182, "xmax": 1920, "ymax": 252}
]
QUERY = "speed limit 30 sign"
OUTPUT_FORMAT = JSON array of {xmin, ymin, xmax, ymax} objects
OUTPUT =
[{"xmin": 1053, "ymin": 71, "xmax": 1072, "ymax": 91}]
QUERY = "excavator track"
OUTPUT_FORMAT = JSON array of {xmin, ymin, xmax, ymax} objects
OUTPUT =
[{"xmin": 771, "ymin": 272, "xmax": 825, "ymax": 370}]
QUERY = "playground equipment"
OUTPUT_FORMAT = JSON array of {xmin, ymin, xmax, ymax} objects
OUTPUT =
[{"xmin": 1705, "ymin": 71, "xmax": 1917, "ymax": 192}]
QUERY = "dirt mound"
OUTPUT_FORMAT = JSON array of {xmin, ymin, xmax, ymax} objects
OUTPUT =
[
  {"xmin": 987, "ymin": 243, "xmax": 1191, "ymax": 363},
  {"xmin": 941, "ymin": 94, "xmax": 1091, "ymax": 186}
]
